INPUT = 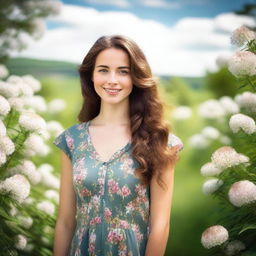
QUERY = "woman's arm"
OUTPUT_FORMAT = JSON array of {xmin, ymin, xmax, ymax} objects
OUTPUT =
[
  {"xmin": 53, "ymin": 151, "xmax": 77, "ymax": 256},
  {"xmin": 145, "ymin": 146, "xmax": 179, "ymax": 256}
]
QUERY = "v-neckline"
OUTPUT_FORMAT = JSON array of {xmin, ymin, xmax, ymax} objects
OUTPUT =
[{"xmin": 86, "ymin": 120, "xmax": 132, "ymax": 164}]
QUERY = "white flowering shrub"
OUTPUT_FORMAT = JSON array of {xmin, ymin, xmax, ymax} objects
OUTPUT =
[
  {"xmin": 0, "ymin": 65, "xmax": 65, "ymax": 255},
  {"xmin": 200, "ymin": 26, "xmax": 256, "ymax": 255},
  {"xmin": 0, "ymin": 0, "xmax": 62, "ymax": 62}
]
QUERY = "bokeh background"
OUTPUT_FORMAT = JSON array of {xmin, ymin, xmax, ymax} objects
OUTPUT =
[{"xmin": 1, "ymin": 0, "xmax": 256, "ymax": 255}]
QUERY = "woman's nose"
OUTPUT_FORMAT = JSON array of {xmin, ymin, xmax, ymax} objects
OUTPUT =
[{"xmin": 108, "ymin": 72, "xmax": 118, "ymax": 84}]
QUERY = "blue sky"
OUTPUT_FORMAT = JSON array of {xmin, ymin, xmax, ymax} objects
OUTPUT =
[
  {"xmin": 13, "ymin": 0, "xmax": 256, "ymax": 77},
  {"xmin": 60, "ymin": 0, "xmax": 254, "ymax": 26}
]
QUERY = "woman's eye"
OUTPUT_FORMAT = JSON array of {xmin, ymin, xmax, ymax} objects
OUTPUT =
[
  {"xmin": 99, "ymin": 69, "xmax": 108, "ymax": 72},
  {"xmin": 120, "ymin": 70, "xmax": 129, "ymax": 75}
]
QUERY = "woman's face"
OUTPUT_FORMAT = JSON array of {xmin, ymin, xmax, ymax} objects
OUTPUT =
[{"xmin": 92, "ymin": 47, "xmax": 133, "ymax": 104}]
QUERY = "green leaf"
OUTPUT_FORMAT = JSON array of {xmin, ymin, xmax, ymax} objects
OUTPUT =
[{"xmin": 239, "ymin": 224, "xmax": 256, "ymax": 234}]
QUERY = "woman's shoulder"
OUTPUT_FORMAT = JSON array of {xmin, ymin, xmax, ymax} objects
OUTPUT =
[
  {"xmin": 54, "ymin": 122, "xmax": 87, "ymax": 143},
  {"xmin": 61, "ymin": 122, "xmax": 87, "ymax": 134}
]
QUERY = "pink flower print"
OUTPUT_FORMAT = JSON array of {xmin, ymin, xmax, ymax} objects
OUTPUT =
[
  {"xmin": 74, "ymin": 173, "xmax": 86, "ymax": 185},
  {"xmin": 88, "ymin": 232, "xmax": 96, "ymax": 253},
  {"xmin": 77, "ymin": 227, "xmax": 86, "ymax": 240},
  {"xmin": 108, "ymin": 179, "xmax": 121, "ymax": 194},
  {"xmin": 107, "ymin": 229, "xmax": 124, "ymax": 244},
  {"xmin": 104, "ymin": 207, "xmax": 112, "ymax": 219},
  {"xmin": 121, "ymin": 185, "xmax": 131, "ymax": 197},
  {"xmin": 125, "ymin": 202, "xmax": 134, "ymax": 214},
  {"xmin": 97, "ymin": 177, "xmax": 104, "ymax": 185},
  {"xmin": 122, "ymin": 158, "xmax": 133, "ymax": 168},
  {"xmin": 91, "ymin": 195, "xmax": 101, "ymax": 208},
  {"xmin": 120, "ymin": 158, "xmax": 134, "ymax": 176},
  {"xmin": 89, "ymin": 232, "xmax": 96, "ymax": 243},
  {"xmin": 88, "ymin": 242, "xmax": 95, "ymax": 253},
  {"xmin": 131, "ymin": 224, "xmax": 140, "ymax": 233},
  {"xmin": 66, "ymin": 134, "xmax": 74, "ymax": 151},
  {"xmin": 79, "ymin": 205, "xmax": 88, "ymax": 215},
  {"xmin": 119, "ymin": 220, "xmax": 129, "ymax": 229},
  {"xmin": 78, "ymin": 141, "xmax": 89, "ymax": 151},
  {"xmin": 73, "ymin": 157, "xmax": 87, "ymax": 185},
  {"xmin": 135, "ymin": 184, "xmax": 146, "ymax": 196},
  {"xmin": 119, "ymin": 251, "xmax": 127, "ymax": 256},
  {"xmin": 81, "ymin": 188, "xmax": 92, "ymax": 197},
  {"xmin": 131, "ymin": 224, "xmax": 143, "ymax": 242},
  {"xmin": 118, "ymin": 243, "xmax": 127, "ymax": 252},
  {"xmin": 90, "ymin": 216, "xmax": 101, "ymax": 225}
]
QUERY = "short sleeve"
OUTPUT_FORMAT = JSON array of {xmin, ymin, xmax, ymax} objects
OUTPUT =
[
  {"xmin": 53, "ymin": 130, "xmax": 72, "ymax": 160},
  {"xmin": 168, "ymin": 133, "xmax": 184, "ymax": 152}
]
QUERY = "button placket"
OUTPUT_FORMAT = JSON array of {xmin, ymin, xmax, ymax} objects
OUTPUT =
[
  {"xmin": 102, "ymin": 162, "xmax": 108, "ymax": 207},
  {"xmin": 101, "ymin": 161, "xmax": 108, "ymax": 255}
]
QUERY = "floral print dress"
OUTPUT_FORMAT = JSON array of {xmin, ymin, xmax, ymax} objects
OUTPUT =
[{"xmin": 53, "ymin": 120, "xmax": 183, "ymax": 256}]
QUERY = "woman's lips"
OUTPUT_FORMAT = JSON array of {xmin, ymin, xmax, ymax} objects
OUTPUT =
[{"xmin": 103, "ymin": 88, "xmax": 122, "ymax": 95}]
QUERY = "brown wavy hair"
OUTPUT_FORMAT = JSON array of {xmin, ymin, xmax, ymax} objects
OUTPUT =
[{"xmin": 77, "ymin": 35, "xmax": 179, "ymax": 190}]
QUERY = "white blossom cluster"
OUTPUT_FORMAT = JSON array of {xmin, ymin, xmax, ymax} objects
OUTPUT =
[
  {"xmin": 200, "ymin": 162, "xmax": 222, "ymax": 177},
  {"xmin": 48, "ymin": 99, "xmax": 66, "ymax": 113},
  {"xmin": 225, "ymin": 240, "xmax": 246, "ymax": 256},
  {"xmin": 229, "ymin": 113, "xmax": 256, "ymax": 134},
  {"xmin": 202, "ymin": 178, "xmax": 223, "ymax": 195},
  {"xmin": 38, "ymin": 164, "xmax": 60, "ymax": 189},
  {"xmin": 201, "ymin": 25, "xmax": 255, "ymax": 254},
  {"xmin": 8, "ymin": 160, "xmax": 41, "ymax": 185},
  {"xmin": 24, "ymin": 133, "xmax": 50, "ymax": 157},
  {"xmin": 19, "ymin": 111, "xmax": 46, "ymax": 132},
  {"xmin": 172, "ymin": 105, "xmax": 192, "ymax": 120},
  {"xmin": 0, "ymin": 64, "xmax": 9, "ymax": 79},
  {"xmin": 235, "ymin": 92, "xmax": 256, "ymax": 113},
  {"xmin": 198, "ymin": 96, "xmax": 239, "ymax": 120},
  {"xmin": 24, "ymin": 0, "xmax": 62, "ymax": 16},
  {"xmin": 15, "ymin": 234, "xmax": 27, "ymax": 250},
  {"xmin": 0, "ymin": 134, "xmax": 15, "ymax": 166},
  {"xmin": 211, "ymin": 146, "xmax": 249, "ymax": 170},
  {"xmin": 201, "ymin": 225, "xmax": 229, "ymax": 249},
  {"xmin": 228, "ymin": 180, "xmax": 256, "ymax": 207},
  {"xmin": 200, "ymin": 146, "xmax": 250, "ymax": 195},
  {"xmin": 0, "ymin": 174, "xmax": 30, "ymax": 203},
  {"xmin": 17, "ymin": 216, "xmax": 33, "ymax": 229},
  {"xmin": 44, "ymin": 189, "xmax": 59, "ymax": 203},
  {"xmin": 46, "ymin": 121, "xmax": 64, "ymax": 138},
  {"xmin": 230, "ymin": 25, "xmax": 256, "ymax": 47},
  {"xmin": 228, "ymin": 26, "xmax": 256, "ymax": 78},
  {"xmin": 0, "ymin": 66, "xmax": 66, "ymax": 115},
  {"xmin": 189, "ymin": 126, "xmax": 230, "ymax": 149},
  {"xmin": 228, "ymin": 51, "xmax": 256, "ymax": 78},
  {"xmin": 36, "ymin": 201, "xmax": 55, "ymax": 215},
  {"xmin": 198, "ymin": 99, "xmax": 226, "ymax": 119}
]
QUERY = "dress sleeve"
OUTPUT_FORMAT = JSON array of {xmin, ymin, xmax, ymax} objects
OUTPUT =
[
  {"xmin": 53, "ymin": 130, "xmax": 72, "ymax": 160},
  {"xmin": 168, "ymin": 133, "xmax": 184, "ymax": 152}
]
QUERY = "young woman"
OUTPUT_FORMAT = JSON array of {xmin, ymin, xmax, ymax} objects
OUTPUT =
[{"xmin": 53, "ymin": 35, "xmax": 183, "ymax": 256}]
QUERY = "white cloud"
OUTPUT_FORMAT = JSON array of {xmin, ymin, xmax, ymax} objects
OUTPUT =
[
  {"xmin": 138, "ymin": 0, "xmax": 180, "ymax": 8},
  {"xmin": 11, "ymin": 4, "xmax": 255, "ymax": 77},
  {"xmin": 84, "ymin": 0, "xmax": 130, "ymax": 8}
]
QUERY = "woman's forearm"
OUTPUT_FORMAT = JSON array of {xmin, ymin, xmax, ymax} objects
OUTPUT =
[
  {"xmin": 53, "ymin": 219, "xmax": 76, "ymax": 256},
  {"xmin": 145, "ymin": 225, "xmax": 170, "ymax": 256}
]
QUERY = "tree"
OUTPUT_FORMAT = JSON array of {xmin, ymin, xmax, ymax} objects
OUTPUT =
[{"xmin": 0, "ymin": 0, "xmax": 62, "ymax": 63}]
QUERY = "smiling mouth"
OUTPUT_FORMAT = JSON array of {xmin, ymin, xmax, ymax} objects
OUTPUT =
[{"xmin": 103, "ymin": 88, "xmax": 122, "ymax": 92}]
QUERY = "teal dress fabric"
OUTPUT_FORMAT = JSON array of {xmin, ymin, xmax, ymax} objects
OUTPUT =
[{"xmin": 53, "ymin": 120, "xmax": 183, "ymax": 256}]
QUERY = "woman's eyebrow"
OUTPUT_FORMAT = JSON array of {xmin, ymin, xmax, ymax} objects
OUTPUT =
[{"xmin": 96, "ymin": 65, "xmax": 130, "ymax": 69}]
